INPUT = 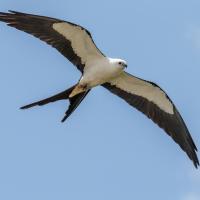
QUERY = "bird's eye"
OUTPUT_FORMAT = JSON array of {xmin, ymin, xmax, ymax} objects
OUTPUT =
[{"xmin": 119, "ymin": 62, "xmax": 122, "ymax": 65}]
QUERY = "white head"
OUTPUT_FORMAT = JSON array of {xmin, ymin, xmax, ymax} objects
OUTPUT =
[{"xmin": 109, "ymin": 58, "xmax": 127, "ymax": 69}]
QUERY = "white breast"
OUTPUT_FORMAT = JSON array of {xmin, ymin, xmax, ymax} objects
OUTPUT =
[{"xmin": 80, "ymin": 57, "xmax": 123, "ymax": 87}]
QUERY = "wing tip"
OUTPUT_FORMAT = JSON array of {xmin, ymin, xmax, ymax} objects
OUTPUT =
[
  {"xmin": 193, "ymin": 157, "xmax": 199, "ymax": 169},
  {"xmin": 182, "ymin": 136, "xmax": 199, "ymax": 169},
  {"xmin": 192, "ymin": 147, "xmax": 199, "ymax": 169},
  {"xmin": 186, "ymin": 135, "xmax": 199, "ymax": 169},
  {"xmin": 187, "ymin": 142, "xmax": 199, "ymax": 169},
  {"xmin": 0, "ymin": 10, "xmax": 21, "ymax": 24}
]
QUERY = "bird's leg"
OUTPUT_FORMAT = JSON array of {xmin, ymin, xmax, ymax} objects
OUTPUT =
[{"xmin": 69, "ymin": 84, "xmax": 88, "ymax": 98}]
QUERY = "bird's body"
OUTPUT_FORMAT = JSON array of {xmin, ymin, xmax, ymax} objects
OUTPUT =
[
  {"xmin": 73, "ymin": 58, "xmax": 127, "ymax": 97},
  {"xmin": 53, "ymin": 19, "xmax": 128, "ymax": 96},
  {"xmin": 0, "ymin": 10, "xmax": 199, "ymax": 168},
  {"xmin": 81, "ymin": 58, "xmax": 126, "ymax": 87}
]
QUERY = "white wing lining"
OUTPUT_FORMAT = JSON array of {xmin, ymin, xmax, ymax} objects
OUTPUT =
[
  {"xmin": 109, "ymin": 72, "xmax": 174, "ymax": 114},
  {"xmin": 53, "ymin": 22, "xmax": 104, "ymax": 65}
]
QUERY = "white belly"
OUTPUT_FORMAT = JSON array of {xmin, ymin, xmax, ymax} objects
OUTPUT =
[{"xmin": 80, "ymin": 58, "xmax": 123, "ymax": 88}]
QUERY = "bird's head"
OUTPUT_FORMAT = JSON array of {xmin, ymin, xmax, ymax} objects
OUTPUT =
[{"xmin": 112, "ymin": 58, "xmax": 127, "ymax": 69}]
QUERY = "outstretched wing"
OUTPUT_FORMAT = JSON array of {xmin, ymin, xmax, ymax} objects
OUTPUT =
[
  {"xmin": 102, "ymin": 72, "xmax": 199, "ymax": 168},
  {"xmin": 0, "ymin": 10, "xmax": 105, "ymax": 73}
]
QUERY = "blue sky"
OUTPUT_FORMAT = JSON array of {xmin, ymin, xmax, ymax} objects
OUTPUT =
[{"xmin": 0, "ymin": 1, "xmax": 200, "ymax": 200}]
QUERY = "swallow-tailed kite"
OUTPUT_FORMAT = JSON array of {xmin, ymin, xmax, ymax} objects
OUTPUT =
[{"xmin": 0, "ymin": 11, "xmax": 199, "ymax": 168}]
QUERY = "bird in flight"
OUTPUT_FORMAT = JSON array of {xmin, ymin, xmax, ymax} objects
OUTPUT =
[{"xmin": 0, "ymin": 11, "xmax": 199, "ymax": 168}]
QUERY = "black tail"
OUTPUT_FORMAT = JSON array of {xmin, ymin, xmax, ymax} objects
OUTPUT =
[
  {"xmin": 61, "ymin": 90, "xmax": 90, "ymax": 122},
  {"xmin": 20, "ymin": 85, "xmax": 90, "ymax": 122},
  {"xmin": 20, "ymin": 85, "xmax": 76, "ymax": 109}
]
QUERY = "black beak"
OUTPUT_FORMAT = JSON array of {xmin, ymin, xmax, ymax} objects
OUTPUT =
[{"xmin": 124, "ymin": 64, "xmax": 127, "ymax": 68}]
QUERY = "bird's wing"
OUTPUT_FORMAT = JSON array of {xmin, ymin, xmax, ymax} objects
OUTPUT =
[
  {"xmin": 0, "ymin": 10, "xmax": 105, "ymax": 73},
  {"xmin": 102, "ymin": 72, "xmax": 199, "ymax": 168}
]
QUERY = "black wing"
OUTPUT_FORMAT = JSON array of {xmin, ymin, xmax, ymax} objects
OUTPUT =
[
  {"xmin": 0, "ymin": 10, "xmax": 105, "ymax": 73},
  {"xmin": 102, "ymin": 72, "xmax": 199, "ymax": 168}
]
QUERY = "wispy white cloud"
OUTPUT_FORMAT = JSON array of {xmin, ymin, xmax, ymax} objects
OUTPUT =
[
  {"xmin": 181, "ymin": 169, "xmax": 200, "ymax": 200},
  {"xmin": 189, "ymin": 168, "xmax": 200, "ymax": 183},
  {"xmin": 182, "ymin": 193, "xmax": 200, "ymax": 200}
]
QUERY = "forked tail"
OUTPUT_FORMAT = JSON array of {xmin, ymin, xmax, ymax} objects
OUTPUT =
[
  {"xmin": 61, "ymin": 89, "xmax": 90, "ymax": 122},
  {"xmin": 20, "ymin": 84, "xmax": 90, "ymax": 122}
]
